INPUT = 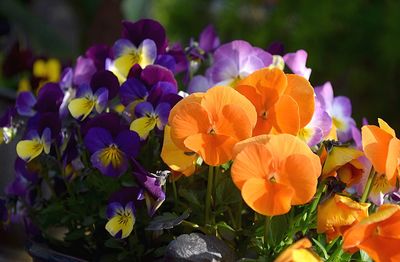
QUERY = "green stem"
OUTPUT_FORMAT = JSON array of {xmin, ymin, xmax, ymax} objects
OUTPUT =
[
  {"xmin": 361, "ymin": 168, "xmax": 376, "ymax": 203},
  {"xmin": 237, "ymin": 199, "xmax": 243, "ymax": 229},
  {"xmin": 302, "ymin": 182, "xmax": 326, "ymax": 233},
  {"xmin": 264, "ymin": 216, "xmax": 272, "ymax": 252},
  {"xmin": 76, "ymin": 127, "xmax": 89, "ymax": 167},
  {"xmin": 205, "ymin": 165, "xmax": 214, "ymax": 225},
  {"xmin": 227, "ymin": 207, "xmax": 237, "ymax": 229}
]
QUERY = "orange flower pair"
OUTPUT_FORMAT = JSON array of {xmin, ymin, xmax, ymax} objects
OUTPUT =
[
  {"xmin": 362, "ymin": 118, "xmax": 400, "ymax": 182},
  {"xmin": 343, "ymin": 204, "xmax": 400, "ymax": 262},
  {"xmin": 168, "ymin": 86, "xmax": 257, "ymax": 166},
  {"xmin": 317, "ymin": 194, "xmax": 369, "ymax": 241},
  {"xmin": 231, "ymin": 134, "xmax": 321, "ymax": 216},
  {"xmin": 236, "ymin": 68, "xmax": 315, "ymax": 136}
]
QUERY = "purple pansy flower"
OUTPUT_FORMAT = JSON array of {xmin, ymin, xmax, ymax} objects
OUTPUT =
[
  {"xmin": 131, "ymin": 158, "xmax": 165, "ymax": 216},
  {"xmin": 315, "ymin": 82, "xmax": 356, "ymax": 142},
  {"xmin": 121, "ymin": 19, "xmax": 168, "ymax": 55},
  {"xmin": 199, "ymin": 25, "xmax": 220, "ymax": 53},
  {"xmin": 283, "ymin": 49, "xmax": 312, "ymax": 80},
  {"xmin": 84, "ymin": 127, "xmax": 140, "ymax": 177},
  {"xmin": 298, "ymin": 96, "xmax": 332, "ymax": 147},
  {"xmin": 68, "ymin": 84, "xmax": 108, "ymax": 121}
]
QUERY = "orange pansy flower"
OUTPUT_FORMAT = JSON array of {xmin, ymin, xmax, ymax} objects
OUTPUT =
[
  {"xmin": 236, "ymin": 68, "xmax": 315, "ymax": 136},
  {"xmin": 161, "ymin": 125, "xmax": 197, "ymax": 176},
  {"xmin": 343, "ymin": 204, "xmax": 400, "ymax": 262},
  {"xmin": 362, "ymin": 118, "xmax": 400, "ymax": 181},
  {"xmin": 317, "ymin": 194, "xmax": 370, "ymax": 241},
  {"xmin": 168, "ymin": 86, "xmax": 257, "ymax": 166},
  {"xmin": 274, "ymin": 238, "xmax": 322, "ymax": 262},
  {"xmin": 231, "ymin": 134, "xmax": 321, "ymax": 216}
]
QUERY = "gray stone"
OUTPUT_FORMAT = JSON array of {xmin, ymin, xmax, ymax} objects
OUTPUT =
[{"xmin": 164, "ymin": 233, "xmax": 236, "ymax": 262}]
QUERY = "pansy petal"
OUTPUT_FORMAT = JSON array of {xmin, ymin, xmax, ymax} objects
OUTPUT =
[
  {"xmin": 106, "ymin": 202, "xmax": 124, "ymax": 219},
  {"xmin": 169, "ymin": 102, "xmax": 210, "ymax": 150},
  {"xmin": 16, "ymin": 140, "xmax": 43, "ymax": 162},
  {"xmin": 91, "ymin": 148, "xmax": 128, "ymax": 177},
  {"xmin": 94, "ymin": 87, "xmax": 109, "ymax": 113},
  {"xmin": 91, "ymin": 70, "xmax": 119, "ymax": 99},
  {"xmin": 284, "ymin": 74, "xmax": 315, "ymax": 128},
  {"xmin": 41, "ymin": 128, "xmax": 52, "ymax": 154},
  {"xmin": 16, "ymin": 92, "xmax": 36, "ymax": 117},
  {"xmin": 115, "ymin": 130, "xmax": 140, "ymax": 158},
  {"xmin": 184, "ymin": 133, "xmax": 237, "ymax": 166},
  {"xmin": 385, "ymin": 138, "xmax": 400, "ymax": 180},
  {"xmin": 155, "ymin": 102, "xmax": 171, "ymax": 129},
  {"xmin": 378, "ymin": 118, "xmax": 396, "ymax": 137},
  {"xmin": 362, "ymin": 125, "xmax": 392, "ymax": 174},
  {"xmin": 283, "ymin": 50, "xmax": 312, "ymax": 80},
  {"xmin": 140, "ymin": 65, "xmax": 177, "ymax": 89},
  {"xmin": 270, "ymin": 94, "xmax": 300, "ymax": 135},
  {"xmin": 241, "ymin": 177, "xmax": 294, "ymax": 216},
  {"xmin": 215, "ymin": 104, "xmax": 252, "ymax": 140},
  {"xmin": 68, "ymin": 97, "xmax": 95, "ymax": 120},
  {"xmin": 119, "ymin": 78, "xmax": 148, "ymax": 106},
  {"xmin": 231, "ymin": 143, "xmax": 272, "ymax": 189},
  {"xmin": 84, "ymin": 127, "xmax": 114, "ymax": 153},
  {"xmin": 130, "ymin": 116, "xmax": 157, "ymax": 140},
  {"xmin": 75, "ymin": 84, "xmax": 92, "ymax": 98},
  {"xmin": 134, "ymin": 102, "xmax": 154, "ymax": 118},
  {"xmin": 161, "ymin": 126, "xmax": 196, "ymax": 176},
  {"xmin": 138, "ymin": 39, "xmax": 157, "ymax": 68},
  {"xmin": 112, "ymin": 39, "xmax": 136, "ymax": 58}
]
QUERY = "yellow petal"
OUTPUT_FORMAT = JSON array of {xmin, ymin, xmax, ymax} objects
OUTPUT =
[
  {"xmin": 378, "ymin": 118, "xmax": 396, "ymax": 137},
  {"xmin": 16, "ymin": 140, "xmax": 44, "ymax": 162},
  {"xmin": 68, "ymin": 97, "xmax": 95, "ymax": 120},
  {"xmin": 161, "ymin": 126, "xmax": 197, "ymax": 176},
  {"xmin": 130, "ymin": 116, "xmax": 157, "ymax": 139},
  {"xmin": 46, "ymin": 59, "xmax": 61, "ymax": 82},
  {"xmin": 322, "ymin": 147, "xmax": 364, "ymax": 175},
  {"xmin": 105, "ymin": 214, "xmax": 135, "ymax": 239},
  {"xmin": 114, "ymin": 54, "xmax": 136, "ymax": 78}
]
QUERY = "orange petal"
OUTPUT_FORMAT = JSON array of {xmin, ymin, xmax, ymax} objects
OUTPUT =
[
  {"xmin": 385, "ymin": 138, "xmax": 400, "ymax": 180},
  {"xmin": 358, "ymin": 237, "xmax": 400, "ymax": 262},
  {"xmin": 362, "ymin": 125, "xmax": 393, "ymax": 174},
  {"xmin": 237, "ymin": 68, "xmax": 287, "ymax": 109},
  {"xmin": 270, "ymin": 94, "xmax": 300, "ymax": 135},
  {"xmin": 241, "ymin": 177, "xmax": 294, "ymax": 216},
  {"xmin": 215, "ymin": 104, "xmax": 253, "ymax": 141},
  {"xmin": 231, "ymin": 143, "xmax": 272, "ymax": 189},
  {"xmin": 252, "ymin": 116, "xmax": 273, "ymax": 136},
  {"xmin": 284, "ymin": 74, "xmax": 315, "ymax": 127},
  {"xmin": 376, "ymin": 209, "xmax": 400, "ymax": 239},
  {"xmin": 168, "ymin": 93, "xmax": 204, "ymax": 124},
  {"xmin": 322, "ymin": 147, "xmax": 364, "ymax": 176},
  {"xmin": 264, "ymin": 134, "xmax": 321, "ymax": 177},
  {"xmin": 278, "ymin": 154, "xmax": 318, "ymax": 205},
  {"xmin": 235, "ymin": 84, "xmax": 264, "ymax": 113},
  {"xmin": 232, "ymin": 134, "xmax": 272, "ymax": 158},
  {"xmin": 184, "ymin": 133, "xmax": 237, "ymax": 166},
  {"xmin": 201, "ymin": 85, "xmax": 257, "ymax": 128},
  {"xmin": 169, "ymin": 102, "xmax": 211, "ymax": 151},
  {"xmin": 378, "ymin": 118, "xmax": 396, "ymax": 137},
  {"xmin": 161, "ymin": 125, "xmax": 197, "ymax": 176}
]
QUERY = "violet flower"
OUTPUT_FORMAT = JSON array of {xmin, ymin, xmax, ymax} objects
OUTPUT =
[
  {"xmin": 84, "ymin": 127, "xmax": 140, "ymax": 177},
  {"xmin": 283, "ymin": 49, "xmax": 312, "ymax": 80}
]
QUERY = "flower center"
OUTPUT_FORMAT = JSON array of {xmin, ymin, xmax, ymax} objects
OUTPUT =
[
  {"xmin": 130, "ymin": 50, "xmax": 142, "ymax": 65},
  {"xmin": 117, "ymin": 210, "xmax": 132, "ymax": 225},
  {"xmin": 260, "ymin": 110, "xmax": 268, "ymax": 120},
  {"xmin": 100, "ymin": 144, "xmax": 124, "ymax": 167}
]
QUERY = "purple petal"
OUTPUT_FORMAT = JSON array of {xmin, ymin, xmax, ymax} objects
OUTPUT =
[
  {"xmin": 15, "ymin": 158, "xmax": 39, "ymax": 183},
  {"xmin": 81, "ymin": 112, "xmax": 128, "ymax": 137},
  {"xmin": 115, "ymin": 130, "xmax": 140, "ymax": 158},
  {"xmin": 73, "ymin": 56, "xmax": 97, "ymax": 86},
  {"xmin": 112, "ymin": 39, "xmax": 136, "ymax": 58},
  {"xmin": 140, "ymin": 65, "xmax": 177, "ymax": 89},
  {"xmin": 94, "ymin": 87, "xmax": 109, "ymax": 113},
  {"xmin": 91, "ymin": 148, "xmax": 128, "ymax": 177},
  {"xmin": 60, "ymin": 68, "xmax": 73, "ymax": 90},
  {"xmin": 315, "ymin": 82, "xmax": 334, "ymax": 111},
  {"xmin": 283, "ymin": 50, "xmax": 312, "ymax": 80},
  {"xmin": 127, "ymin": 64, "xmax": 143, "ymax": 79},
  {"xmin": 121, "ymin": 19, "xmax": 167, "ymax": 55},
  {"xmin": 332, "ymin": 96, "xmax": 352, "ymax": 118},
  {"xmin": 27, "ymin": 112, "xmax": 61, "ymax": 140},
  {"xmin": 106, "ymin": 202, "xmax": 124, "ymax": 219},
  {"xmin": 214, "ymin": 40, "xmax": 253, "ymax": 61},
  {"xmin": 155, "ymin": 102, "xmax": 171, "ymax": 129},
  {"xmin": 6, "ymin": 175, "xmax": 29, "ymax": 197},
  {"xmin": 120, "ymin": 78, "xmax": 148, "ymax": 106},
  {"xmin": 109, "ymin": 187, "xmax": 142, "ymax": 206},
  {"xmin": 0, "ymin": 107, "xmax": 16, "ymax": 128},
  {"xmin": 75, "ymin": 84, "xmax": 92, "ymax": 98},
  {"xmin": 158, "ymin": 93, "xmax": 182, "ymax": 108},
  {"xmin": 16, "ymin": 92, "xmax": 36, "ymax": 117},
  {"xmin": 130, "ymin": 158, "xmax": 165, "ymax": 212},
  {"xmin": 85, "ymin": 44, "xmax": 111, "ymax": 70},
  {"xmin": 155, "ymin": 54, "xmax": 176, "ymax": 72},
  {"xmin": 199, "ymin": 24, "xmax": 220, "ymax": 53},
  {"xmin": 147, "ymin": 81, "xmax": 177, "ymax": 106},
  {"xmin": 166, "ymin": 43, "xmax": 188, "ymax": 74},
  {"xmin": 35, "ymin": 83, "xmax": 64, "ymax": 113},
  {"xmin": 135, "ymin": 102, "xmax": 154, "ymax": 118},
  {"xmin": 210, "ymin": 58, "xmax": 239, "ymax": 84},
  {"xmin": 84, "ymin": 127, "xmax": 113, "ymax": 153},
  {"xmin": 187, "ymin": 75, "xmax": 212, "ymax": 94},
  {"xmin": 351, "ymin": 125, "xmax": 362, "ymax": 150},
  {"xmin": 90, "ymin": 70, "xmax": 119, "ymax": 99}
]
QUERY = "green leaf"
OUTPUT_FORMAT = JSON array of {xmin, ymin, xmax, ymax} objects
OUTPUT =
[
  {"xmin": 216, "ymin": 221, "xmax": 236, "ymax": 243},
  {"xmin": 312, "ymin": 237, "xmax": 329, "ymax": 260},
  {"xmin": 146, "ymin": 210, "xmax": 190, "ymax": 231},
  {"xmin": 360, "ymin": 250, "xmax": 373, "ymax": 262},
  {"xmin": 104, "ymin": 238, "xmax": 125, "ymax": 250}
]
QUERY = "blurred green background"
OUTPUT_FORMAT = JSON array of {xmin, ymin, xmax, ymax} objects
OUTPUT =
[{"xmin": 1, "ymin": 0, "xmax": 400, "ymax": 128}]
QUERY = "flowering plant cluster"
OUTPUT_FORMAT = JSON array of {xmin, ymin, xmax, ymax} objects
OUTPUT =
[{"xmin": 1, "ymin": 19, "xmax": 400, "ymax": 261}]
